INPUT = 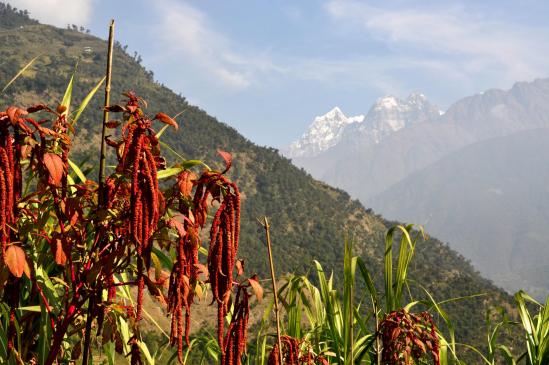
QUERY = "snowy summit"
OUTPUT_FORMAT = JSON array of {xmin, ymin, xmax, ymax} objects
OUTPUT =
[
  {"xmin": 285, "ymin": 93, "xmax": 440, "ymax": 158},
  {"xmin": 285, "ymin": 107, "xmax": 365, "ymax": 158}
]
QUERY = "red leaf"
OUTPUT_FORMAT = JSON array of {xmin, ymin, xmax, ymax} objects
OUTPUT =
[
  {"xmin": 122, "ymin": 91, "xmax": 137, "ymax": 100},
  {"xmin": 52, "ymin": 238, "xmax": 67, "ymax": 266},
  {"xmin": 5, "ymin": 246, "xmax": 27, "ymax": 278},
  {"xmin": 154, "ymin": 112, "xmax": 178, "ymax": 130},
  {"xmin": 20, "ymin": 144, "xmax": 33, "ymax": 159},
  {"xmin": 144, "ymin": 275, "xmax": 167, "ymax": 305},
  {"xmin": 177, "ymin": 170, "xmax": 196, "ymax": 198},
  {"xmin": 217, "ymin": 150, "xmax": 232, "ymax": 174},
  {"xmin": 6, "ymin": 106, "xmax": 26, "ymax": 124},
  {"xmin": 236, "ymin": 259, "xmax": 244, "ymax": 277},
  {"xmin": 105, "ymin": 137, "xmax": 119, "ymax": 147},
  {"xmin": 38, "ymin": 127, "xmax": 57, "ymax": 137},
  {"xmin": 168, "ymin": 216, "xmax": 186, "ymax": 237},
  {"xmin": 65, "ymin": 198, "xmax": 80, "ymax": 226},
  {"xmin": 248, "ymin": 274, "xmax": 263, "ymax": 302},
  {"xmin": 43, "ymin": 153, "xmax": 65, "ymax": 187}
]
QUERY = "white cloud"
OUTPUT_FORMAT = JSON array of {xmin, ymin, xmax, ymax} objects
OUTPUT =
[
  {"xmin": 6, "ymin": 0, "xmax": 93, "ymax": 27},
  {"xmin": 325, "ymin": 0, "xmax": 549, "ymax": 86},
  {"xmin": 149, "ymin": 0, "xmax": 284, "ymax": 91}
]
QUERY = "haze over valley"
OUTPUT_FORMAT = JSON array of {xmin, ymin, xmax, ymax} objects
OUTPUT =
[{"xmin": 286, "ymin": 79, "xmax": 549, "ymax": 298}]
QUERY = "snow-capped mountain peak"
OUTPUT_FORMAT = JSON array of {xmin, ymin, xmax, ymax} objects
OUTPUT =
[
  {"xmin": 407, "ymin": 92, "xmax": 427, "ymax": 104},
  {"xmin": 285, "ymin": 92, "xmax": 440, "ymax": 158},
  {"xmin": 320, "ymin": 106, "xmax": 345, "ymax": 120},
  {"xmin": 354, "ymin": 93, "xmax": 440, "ymax": 142},
  {"xmin": 375, "ymin": 96, "xmax": 399, "ymax": 110},
  {"xmin": 285, "ymin": 107, "xmax": 365, "ymax": 158}
]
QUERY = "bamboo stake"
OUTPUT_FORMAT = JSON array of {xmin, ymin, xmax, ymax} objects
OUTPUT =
[
  {"xmin": 262, "ymin": 217, "xmax": 284, "ymax": 364},
  {"xmin": 82, "ymin": 20, "xmax": 115, "ymax": 365},
  {"xmin": 98, "ymin": 19, "xmax": 115, "ymax": 205}
]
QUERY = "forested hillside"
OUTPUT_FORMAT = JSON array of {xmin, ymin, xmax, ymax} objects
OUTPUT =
[{"xmin": 0, "ymin": 4, "xmax": 521, "ymax": 354}]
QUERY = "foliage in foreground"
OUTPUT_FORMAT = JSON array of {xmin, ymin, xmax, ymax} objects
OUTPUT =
[
  {"xmin": 0, "ymin": 75, "xmax": 262, "ymax": 364},
  {"xmin": 185, "ymin": 226, "xmax": 549, "ymax": 365}
]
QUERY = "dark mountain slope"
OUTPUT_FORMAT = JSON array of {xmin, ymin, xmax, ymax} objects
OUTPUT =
[{"xmin": 0, "ymin": 5, "xmax": 520, "ymax": 352}]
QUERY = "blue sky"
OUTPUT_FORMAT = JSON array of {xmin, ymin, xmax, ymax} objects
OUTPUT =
[{"xmin": 8, "ymin": 0, "xmax": 549, "ymax": 147}]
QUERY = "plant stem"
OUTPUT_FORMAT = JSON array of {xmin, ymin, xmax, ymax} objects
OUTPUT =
[
  {"xmin": 81, "ymin": 295, "xmax": 95, "ymax": 365},
  {"xmin": 262, "ymin": 217, "xmax": 284, "ymax": 364},
  {"xmin": 374, "ymin": 301, "xmax": 382, "ymax": 365},
  {"xmin": 44, "ymin": 308, "xmax": 76, "ymax": 365},
  {"xmin": 98, "ymin": 19, "xmax": 115, "ymax": 205},
  {"xmin": 82, "ymin": 19, "xmax": 115, "ymax": 365}
]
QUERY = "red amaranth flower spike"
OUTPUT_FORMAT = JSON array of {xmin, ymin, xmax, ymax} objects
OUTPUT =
[
  {"xmin": 379, "ymin": 308, "xmax": 440, "ymax": 365},
  {"xmin": 267, "ymin": 335, "xmax": 326, "ymax": 365},
  {"xmin": 222, "ymin": 284, "xmax": 250, "ymax": 365}
]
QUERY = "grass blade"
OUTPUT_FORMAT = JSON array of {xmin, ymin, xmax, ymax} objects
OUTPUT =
[
  {"xmin": 68, "ymin": 158, "xmax": 87, "ymax": 183},
  {"xmin": 72, "ymin": 76, "xmax": 106, "ymax": 125},
  {"xmin": 60, "ymin": 65, "xmax": 76, "ymax": 117},
  {"xmin": 1, "ymin": 54, "xmax": 41, "ymax": 93}
]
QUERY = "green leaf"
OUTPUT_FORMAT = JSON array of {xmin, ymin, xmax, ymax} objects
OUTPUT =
[
  {"xmin": 182, "ymin": 159, "xmax": 210, "ymax": 170},
  {"xmin": 18, "ymin": 306, "xmax": 41, "ymax": 312},
  {"xmin": 155, "ymin": 124, "xmax": 170, "ymax": 139},
  {"xmin": 1, "ymin": 54, "xmax": 41, "ymax": 93},
  {"xmin": 137, "ymin": 340, "xmax": 155, "ymax": 365},
  {"xmin": 68, "ymin": 158, "xmax": 87, "ymax": 183},
  {"xmin": 60, "ymin": 65, "xmax": 76, "ymax": 117},
  {"xmin": 72, "ymin": 76, "xmax": 105, "ymax": 124},
  {"xmin": 103, "ymin": 341, "xmax": 115, "ymax": 365},
  {"xmin": 37, "ymin": 303, "xmax": 52, "ymax": 365},
  {"xmin": 152, "ymin": 247, "xmax": 173, "ymax": 270},
  {"xmin": 118, "ymin": 316, "xmax": 131, "ymax": 356},
  {"xmin": 157, "ymin": 167, "xmax": 183, "ymax": 179}
]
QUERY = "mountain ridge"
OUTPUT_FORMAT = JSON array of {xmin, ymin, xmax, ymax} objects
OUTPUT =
[{"xmin": 285, "ymin": 92, "xmax": 440, "ymax": 158}]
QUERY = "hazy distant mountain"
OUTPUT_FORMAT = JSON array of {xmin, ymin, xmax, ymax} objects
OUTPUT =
[
  {"xmin": 288, "ymin": 79, "xmax": 549, "ymax": 296},
  {"xmin": 370, "ymin": 129, "xmax": 549, "ymax": 298},
  {"xmin": 288, "ymin": 93, "xmax": 445, "ymax": 199}
]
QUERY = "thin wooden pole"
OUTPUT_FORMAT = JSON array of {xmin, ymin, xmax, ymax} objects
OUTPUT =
[
  {"xmin": 82, "ymin": 19, "xmax": 115, "ymax": 365},
  {"xmin": 98, "ymin": 19, "xmax": 115, "ymax": 205},
  {"xmin": 262, "ymin": 217, "xmax": 284, "ymax": 364}
]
